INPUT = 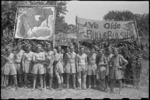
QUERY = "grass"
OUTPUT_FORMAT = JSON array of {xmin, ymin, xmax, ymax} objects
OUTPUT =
[{"xmin": 140, "ymin": 59, "xmax": 149, "ymax": 86}]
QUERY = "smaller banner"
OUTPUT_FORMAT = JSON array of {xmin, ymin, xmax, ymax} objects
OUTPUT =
[{"xmin": 77, "ymin": 17, "xmax": 137, "ymax": 41}]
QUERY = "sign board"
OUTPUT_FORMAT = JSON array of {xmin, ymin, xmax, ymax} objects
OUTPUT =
[
  {"xmin": 77, "ymin": 17, "xmax": 137, "ymax": 41},
  {"xmin": 14, "ymin": 5, "xmax": 56, "ymax": 40}
]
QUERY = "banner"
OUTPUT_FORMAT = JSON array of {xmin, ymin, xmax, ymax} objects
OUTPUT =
[
  {"xmin": 77, "ymin": 17, "xmax": 137, "ymax": 41},
  {"xmin": 14, "ymin": 6, "xmax": 56, "ymax": 40}
]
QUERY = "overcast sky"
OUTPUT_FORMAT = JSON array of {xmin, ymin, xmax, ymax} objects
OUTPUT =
[{"xmin": 64, "ymin": 1, "xmax": 149, "ymax": 25}]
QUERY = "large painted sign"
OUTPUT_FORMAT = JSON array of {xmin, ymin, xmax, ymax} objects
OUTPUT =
[
  {"xmin": 77, "ymin": 17, "xmax": 137, "ymax": 41},
  {"xmin": 14, "ymin": 6, "xmax": 55, "ymax": 40}
]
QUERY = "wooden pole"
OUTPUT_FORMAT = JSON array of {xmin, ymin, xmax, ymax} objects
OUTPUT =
[
  {"xmin": 53, "ymin": 1, "xmax": 57, "ymax": 49},
  {"xmin": 76, "ymin": 16, "xmax": 79, "ymax": 52},
  {"xmin": 133, "ymin": 17, "xmax": 139, "ymax": 41}
]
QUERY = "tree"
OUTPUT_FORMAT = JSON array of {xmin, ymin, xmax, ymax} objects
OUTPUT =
[{"xmin": 103, "ymin": 10, "xmax": 134, "ymax": 21}]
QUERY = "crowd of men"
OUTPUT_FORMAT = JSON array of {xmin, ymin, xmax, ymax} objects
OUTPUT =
[{"xmin": 1, "ymin": 43, "xmax": 128, "ymax": 94}]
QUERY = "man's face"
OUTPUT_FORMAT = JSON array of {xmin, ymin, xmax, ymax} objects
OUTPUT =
[
  {"xmin": 27, "ymin": 47, "xmax": 31, "ymax": 52},
  {"xmin": 99, "ymin": 50, "xmax": 103, "ymax": 55},
  {"xmin": 107, "ymin": 47, "xmax": 112, "ymax": 54},
  {"xmin": 37, "ymin": 46, "xmax": 41, "ymax": 52},
  {"xmin": 47, "ymin": 45, "xmax": 51, "ymax": 51},
  {"xmin": 58, "ymin": 46, "xmax": 61, "ymax": 51},
  {"xmin": 17, "ymin": 46, "xmax": 21, "ymax": 51},
  {"xmin": 53, "ymin": 49, "xmax": 57, "ymax": 54},
  {"xmin": 80, "ymin": 48, "xmax": 84, "ymax": 53},
  {"xmin": 114, "ymin": 48, "xmax": 118, "ymax": 56},
  {"xmin": 70, "ymin": 47, "xmax": 74, "ymax": 52},
  {"xmin": 7, "ymin": 49, "xmax": 12, "ymax": 53},
  {"xmin": 91, "ymin": 48, "xmax": 94, "ymax": 53}
]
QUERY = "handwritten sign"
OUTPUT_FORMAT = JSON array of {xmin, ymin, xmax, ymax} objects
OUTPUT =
[{"xmin": 77, "ymin": 17, "xmax": 137, "ymax": 41}]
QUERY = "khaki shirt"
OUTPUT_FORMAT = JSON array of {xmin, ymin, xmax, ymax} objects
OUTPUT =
[
  {"xmin": 15, "ymin": 50, "xmax": 24, "ymax": 63},
  {"xmin": 87, "ymin": 53, "xmax": 97, "ymax": 65},
  {"xmin": 66, "ymin": 52, "xmax": 76, "ymax": 63},
  {"xmin": 23, "ymin": 51, "xmax": 34, "ymax": 61}
]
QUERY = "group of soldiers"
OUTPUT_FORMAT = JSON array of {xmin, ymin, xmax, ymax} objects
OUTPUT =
[{"xmin": 1, "ymin": 43, "xmax": 128, "ymax": 93}]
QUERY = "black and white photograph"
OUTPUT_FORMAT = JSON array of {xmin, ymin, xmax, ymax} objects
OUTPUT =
[{"xmin": 1, "ymin": 1, "xmax": 149, "ymax": 99}]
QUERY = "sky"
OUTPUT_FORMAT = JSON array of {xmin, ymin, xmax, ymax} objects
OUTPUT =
[{"xmin": 64, "ymin": 1, "xmax": 149, "ymax": 25}]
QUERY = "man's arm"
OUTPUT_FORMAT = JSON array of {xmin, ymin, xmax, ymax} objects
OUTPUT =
[{"xmin": 120, "ymin": 55, "xmax": 128, "ymax": 69}]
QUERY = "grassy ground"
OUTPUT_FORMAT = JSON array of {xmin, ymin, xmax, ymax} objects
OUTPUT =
[{"xmin": 1, "ymin": 60, "xmax": 149, "ymax": 99}]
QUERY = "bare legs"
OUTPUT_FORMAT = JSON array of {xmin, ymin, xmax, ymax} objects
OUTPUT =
[
  {"xmin": 66, "ymin": 73, "xmax": 70, "ymax": 89},
  {"xmin": 56, "ymin": 73, "xmax": 63, "ymax": 90},
  {"xmin": 77, "ymin": 72, "xmax": 81, "ymax": 89},
  {"xmin": 24, "ymin": 73, "xmax": 28, "ymax": 88},
  {"xmin": 81, "ymin": 71, "xmax": 87, "ymax": 90},
  {"xmin": 32, "ymin": 74, "xmax": 37, "ymax": 90},
  {"xmin": 72, "ymin": 73, "xmax": 76, "ymax": 89},
  {"xmin": 88, "ymin": 75, "xmax": 91, "ymax": 88},
  {"xmin": 49, "ymin": 73, "xmax": 53, "ymax": 90},
  {"xmin": 110, "ymin": 79, "xmax": 122, "ymax": 93},
  {"xmin": 88, "ymin": 75, "xmax": 96, "ymax": 89}
]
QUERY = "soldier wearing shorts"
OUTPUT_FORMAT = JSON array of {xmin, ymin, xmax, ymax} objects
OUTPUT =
[
  {"xmin": 54, "ymin": 47, "xmax": 64, "ymax": 90},
  {"xmin": 22, "ymin": 45, "xmax": 34, "ymax": 88},
  {"xmin": 109, "ymin": 48, "xmax": 128, "ymax": 93},
  {"xmin": 64, "ymin": 46, "xmax": 77, "ymax": 89},
  {"xmin": 105, "ymin": 46, "xmax": 113, "ymax": 91},
  {"xmin": 76, "ymin": 47, "xmax": 88, "ymax": 90},
  {"xmin": 14, "ymin": 46, "xmax": 24, "ymax": 87},
  {"xmin": 44, "ymin": 44, "xmax": 54, "ymax": 90},
  {"xmin": 32, "ymin": 45, "xmax": 45, "ymax": 91},
  {"xmin": 97, "ymin": 49, "xmax": 107, "ymax": 91},
  {"xmin": 87, "ymin": 46, "xmax": 97, "ymax": 89},
  {"xmin": 2, "ymin": 48, "xmax": 17, "ymax": 90}
]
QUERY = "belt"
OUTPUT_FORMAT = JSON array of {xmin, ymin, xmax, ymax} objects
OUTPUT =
[
  {"xmin": 68, "ymin": 62, "xmax": 75, "ymax": 63},
  {"xmin": 15, "ymin": 62, "xmax": 21, "ymax": 64},
  {"xmin": 78, "ymin": 64, "xmax": 86, "ymax": 66},
  {"xmin": 88, "ymin": 63, "xmax": 96, "ymax": 65}
]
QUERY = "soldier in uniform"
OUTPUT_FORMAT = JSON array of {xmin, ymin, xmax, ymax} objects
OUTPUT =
[
  {"xmin": 109, "ymin": 48, "xmax": 128, "ymax": 93},
  {"xmin": 54, "ymin": 47, "xmax": 64, "ymax": 90},
  {"xmin": 76, "ymin": 47, "xmax": 88, "ymax": 90},
  {"xmin": 14, "ymin": 45, "xmax": 24, "ymax": 87},
  {"xmin": 64, "ymin": 46, "xmax": 77, "ymax": 89},
  {"xmin": 2, "ymin": 48, "xmax": 18, "ymax": 90},
  {"xmin": 87, "ymin": 46, "xmax": 97, "ymax": 89},
  {"xmin": 32, "ymin": 45, "xmax": 45, "ymax": 91},
  {"xmin": 105, "ymin": 46, "xmax": 113, "ymax": 91},
  {"xmin": 44, "ymin": 44, "xmax": 54, "ymax": 90},
  {"xmin": 97, "ymin": 49, "xmax": 107, "ymax": 91},
  {"xmin": 22, "ymin": 45, "xmax": 34, "ymax": 88}
]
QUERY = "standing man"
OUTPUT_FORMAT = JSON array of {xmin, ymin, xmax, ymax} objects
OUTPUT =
[
  {"xmin": 22, "ymin": 45, "xmax": 34, "ymax": 88},
  {"xmin": 109, "ymin": 48, "xmax": 128, "ymax": 93},
  {"xmin": 97, "ymin": 49, "xmax": 107, "ymax": 91},
  {"xmin": 54, "ymin": 47, "xmax": 64, "ymax": 90},
  {"xmin": 14, "ymin": 45, "xmax": 24, "ymax": 87},
  {"xmin": 32, "ymin": 45, "xmax": 45, "ymax": 91},
  {"xmin": 44, "ymin": 44, "xmax": 54, "ymax": 90},
  {"xmin": 64, "ymin": 46, "xmax": 77, "ymax": 89},
  {"xmin": 2, "ymin": 48, "xmax": 18, "ymax": 90},
  {"xmin": 87, "ymin": 46, "xmax": 97, "ymax": 89},
  {"xmin": 105, "ymin": 46, "xmax": 113, "ymax": 91},
  {"xmin": 76, "ymin": 47, "xmax": 88, "ymax": 90}
]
